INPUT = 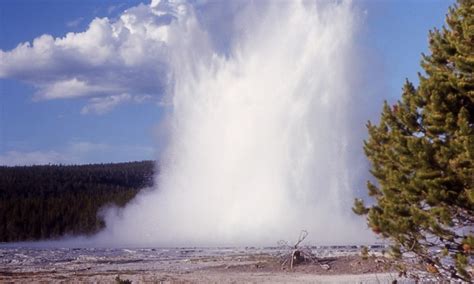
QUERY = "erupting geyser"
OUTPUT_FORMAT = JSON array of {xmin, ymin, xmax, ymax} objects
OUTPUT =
[{"xmin": 96, "ymin": 0, "xmax": 378, "ymax": 247}]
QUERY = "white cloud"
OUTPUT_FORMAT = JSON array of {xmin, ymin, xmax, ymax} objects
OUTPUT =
[
  {"xmin": 150, "ymin": 0, "xmax": 161, "ymax": 8},
  {"xmin": 0, "ymin": 0, "xmax": 187, "ymax": 113},
  {"xmin": 35, "ymin": 78, "xmax": 120, "ymax": 100}
]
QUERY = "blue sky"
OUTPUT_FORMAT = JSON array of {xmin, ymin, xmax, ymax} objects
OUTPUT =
[{"xmin": 0, "ymin": 0, "xmax": 454, "ymax": 165}]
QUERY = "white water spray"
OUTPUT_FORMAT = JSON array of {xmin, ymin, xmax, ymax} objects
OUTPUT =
[{"xmin": 97, "ymin": 0, "xmax": 377, "ymax": 247}]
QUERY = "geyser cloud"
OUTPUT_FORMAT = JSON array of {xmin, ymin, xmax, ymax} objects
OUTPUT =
[{"xmin": 87, "ymin": 0, "xmax": 378, "ymax": 247}]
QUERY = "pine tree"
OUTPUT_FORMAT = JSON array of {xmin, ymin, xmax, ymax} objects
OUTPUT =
[{"xmin": 353, "ymin": 0, "xmax": 473, "ymax": 281}]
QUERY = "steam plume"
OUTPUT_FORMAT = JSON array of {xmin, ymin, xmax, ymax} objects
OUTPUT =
[{"xmin": 96, "ymin": 0, "xmax": 376, "ymax": 247}]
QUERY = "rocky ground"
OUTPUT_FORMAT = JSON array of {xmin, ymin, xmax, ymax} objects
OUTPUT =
[{"xmin": 0, "ymin": 246, "xmax": 424, "ymax": 283}]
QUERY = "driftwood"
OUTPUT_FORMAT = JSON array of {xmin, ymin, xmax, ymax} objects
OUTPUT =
[{"xmin": 278, "ymin": 230, "xmax": 320, "ymax": 270}]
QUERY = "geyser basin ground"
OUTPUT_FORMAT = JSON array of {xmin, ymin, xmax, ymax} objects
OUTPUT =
[{"xmin": 1, "ymin": 246, "xmax": 424, "ymax": 283}]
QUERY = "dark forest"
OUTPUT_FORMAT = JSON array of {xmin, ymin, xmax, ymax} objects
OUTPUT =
[{"xmin": 0, "ymin": 161, "xmax": 155, "ymax": 242}]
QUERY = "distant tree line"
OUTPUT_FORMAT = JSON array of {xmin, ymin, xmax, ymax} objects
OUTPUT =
[{"xmin": 0, "ymin": 161, "xmax": 155, "ymax": 242}]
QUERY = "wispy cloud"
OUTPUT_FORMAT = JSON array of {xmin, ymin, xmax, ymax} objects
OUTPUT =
[
  {"xmin": 81, "ymin": 93, "xmax": 132, "ymax": 114},
  {"xmin": 107, "ymin": 3, "xmax": 125, "ymax": 15},
  {"xmin": 80, "ymin": 94, "xmax": 153, "ymax": 115},
  {"xmin": 0, "ymin": 150, "xmax": 68, "ymax": 166},
  {"xmin": 66, "ymin": 17, "xmax": 84, "ymax": 28},
  {"xmin": 0, "ymin": 141, "xmax": 155, "ymax": 166}
]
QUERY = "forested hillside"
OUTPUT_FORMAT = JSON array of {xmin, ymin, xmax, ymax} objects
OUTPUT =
[{"xmin": 0, "ymin": 161, "xmax": 155, "ymax": 242}]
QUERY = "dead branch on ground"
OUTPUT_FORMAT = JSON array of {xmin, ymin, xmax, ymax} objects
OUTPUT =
[{"xmin": 278, "ymin": 230, "xmax": 321, "ymax": 270}]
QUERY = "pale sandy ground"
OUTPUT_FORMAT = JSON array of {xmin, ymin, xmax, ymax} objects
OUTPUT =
[
  {"xmin": 0, "ymin": 247, "xmax": 423, "ymax": 283},
  {"xmin": 9, "ymin": 271, "xmax": 401, "ymax": 283},
  {"xmin": 0, "ymin": 266, "xmax": 405, "ymax": 283}
]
